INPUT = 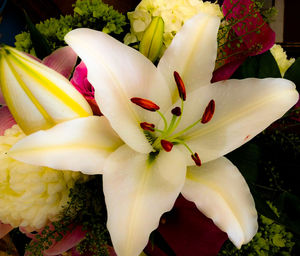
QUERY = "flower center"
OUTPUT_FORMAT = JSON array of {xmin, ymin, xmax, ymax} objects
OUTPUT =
[{"xmin": 131, "ymin": 71, "xmax": 215, "ymax": 166}]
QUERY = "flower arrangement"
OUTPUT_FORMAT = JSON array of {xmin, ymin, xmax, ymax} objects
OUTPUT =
[{"xmin": 0, "ymin": 0, "xmax": 299, "ymax": 255}]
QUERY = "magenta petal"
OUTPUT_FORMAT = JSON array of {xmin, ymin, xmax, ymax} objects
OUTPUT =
[
  {"xmin": 0, "ymin": 222, "xmax": 13, "ymax": 239},
  {"xmin": 157, "ymin": 195, "xmax": 228, "ymax": 256},
  {"xmin": 0, "ymin": 106, "xmax": 16, "ymax": 135},
  {"xmin": 43, "ymin": 225, "xmax": 87, "ymax": 256},
  {"xmin": 211, "ymin": 59, "xmax": 245, "ymax": 83},
  {"xmin": 71, "ymin": 61, "xmax": 95, "ymax": 99},
  {"xmin": 43, "ymin": 46, "xmax": 78, "ymax": 79},
  {"xmin": 222, "ymin": 0, "xmax": 275, "ymax": 63}
]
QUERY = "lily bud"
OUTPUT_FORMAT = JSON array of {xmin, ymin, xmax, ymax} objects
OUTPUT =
[
  {"xmin": 0, "ymin": 46, "xmax": 92, "ymax": 134},
  {"xmin": 139, "ymin": 17, "xmax": 164, "ymax": 63}
]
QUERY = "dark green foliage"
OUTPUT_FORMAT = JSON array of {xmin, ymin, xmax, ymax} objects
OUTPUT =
[{"xmin": 15, "ymin": 0, "xmax": 127, "ymax": 55}]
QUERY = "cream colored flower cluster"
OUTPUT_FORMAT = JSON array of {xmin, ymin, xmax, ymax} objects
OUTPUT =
[
  {"xmin": 0, "ymin": 125, "xmax": 88, "ymax": 229},
  {"xmin": 124, "ymin": 0, "xmax": 223, "ymax": 56},
  {"xmin": 270, "ymin": 44, "xmax": 295, "ymax": 76}
]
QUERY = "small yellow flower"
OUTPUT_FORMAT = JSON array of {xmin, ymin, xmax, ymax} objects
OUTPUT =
[
  {"xmin": 0, "ymin": 125, "xmax": 88, "ymax": 229},
  {"xmin": 270, "ymin": 44, "xmax": 295, "ymax": 76}
]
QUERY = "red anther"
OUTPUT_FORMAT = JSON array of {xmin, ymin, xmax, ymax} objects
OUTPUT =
[
  {"xmin": 173, "ymin": 71, "xmax": 186, "ymax": 101},
  {"xmin": 140, "ymin": 122, "xmax": 155, "ymax": 132},
  {"xmin": 161, "ymin": 139, "xmax": 173, "ymax": 152},
  {"xmin": 171, "ymin": 106, "xmax": 182, "ymax": 116},
  {"xmin": 201, "ymin": 99, "xmax": 215, "ymax": 124},
  {"xmin": 131, "ymin": 97, "xmax": 160, "ymax": 111},
  {"xmin": 191, "ymin": 153, "xmax": 201, "ymax": 166}
]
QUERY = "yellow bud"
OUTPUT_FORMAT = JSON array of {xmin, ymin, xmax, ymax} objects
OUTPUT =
[
  {"xmin": 139, "ymin": 16, "xmax": 164, "ymax": 63},
  {"xmin": 0, "ymin": 46, "xmax": 92, "ymax": 135}
]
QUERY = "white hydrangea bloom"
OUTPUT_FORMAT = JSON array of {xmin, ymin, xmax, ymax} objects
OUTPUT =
[
  {"xmin": 0, "ymin": 125, "xmax": 88, "ymax": 229},
  {"xmin": 270, "ymin": 44, "xmax": 295, "ymax": 76},
  {"xmin": 125, "ymin": 0, "xmax": 223, "ymax": 57}
]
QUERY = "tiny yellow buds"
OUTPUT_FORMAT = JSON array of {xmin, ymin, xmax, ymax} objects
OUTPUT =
[
  {"xmin": 139, "ymin": 16, "xmax": 164, "ymax": 63},
  {"xmin": 0, "ymin": 46, "xmax": 92, "ymax": 134}
]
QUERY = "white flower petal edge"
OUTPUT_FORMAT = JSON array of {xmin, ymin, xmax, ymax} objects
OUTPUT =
[
  {"xmin": 103, "ymin": 144, "xmax": 187, "ymax": 256},
  {"xmin": 167, "ymin": 78, "xmax": 298, "ymax": 165},
  {"xmin": 65, "ymin": 29, "xmax": 172, "ymax": 154},
  {"xmin": 9, "ymin": 116, "xmax": 123, "ymax": 174},
  {"xmin": 158, "ymin": 13, "xmax": 220, "ymax": 102},
  {"xmin": 182, "ymin": 157, "xmax": 258, "ymax": 248}
]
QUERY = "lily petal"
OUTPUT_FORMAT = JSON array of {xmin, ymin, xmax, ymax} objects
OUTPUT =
[
  {"xmin": 158, "ymin": 13, "xmax": 220, "ymax": 102},
  {"xmin": 171, "ymin": 78, "xmax": 298, "ymax": 164},
  {"xmin": 9, "ymin": 116, "xmax": 123, "ymax": 174},
  {"xmin": 103, "ymin": 144, "xmax": 187, "ymax": 256},
  {"xmin": 0, "ymin": 46, "xmax": 92, "ymax": 134},
  {"xmin": 65, "ymin": 28, "xmax": 171, "ymax": 154},
  {"xmin": 42, "ymin": 46, "xmax": 78, "ymax": 79},
  {"xmin": 182, "ymin": 157, "xmax": 257, "ymax": 248}
]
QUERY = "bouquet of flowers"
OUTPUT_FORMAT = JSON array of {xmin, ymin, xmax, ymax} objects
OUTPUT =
[{"xmin": 0, "ymin": 0, "xmax": 299, "ymax": 255}]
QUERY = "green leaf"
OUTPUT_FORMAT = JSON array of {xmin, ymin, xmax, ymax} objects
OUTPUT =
[
  {"xmin": 284, "ymin": 58, "xmax": 300, "ymax": 90},
  {"xmin": 226, "ymin": 142, "xmax": 261, "ymax": 183},
  {"xmin": 232, "ymin": 50, "xmax": 281, "ymax": 79},
  {"xmin": 23, "ymin": 10, "xmax": 52, "ymax": 59},
  {"xmin": 276, "ymin": 192, "xmax": 300, "ymax": 235}
]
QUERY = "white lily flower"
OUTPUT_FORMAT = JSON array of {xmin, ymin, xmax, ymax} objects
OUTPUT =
[{"xmin": 9, "ymin": 13, "xmax": 298, "ymax": 256}]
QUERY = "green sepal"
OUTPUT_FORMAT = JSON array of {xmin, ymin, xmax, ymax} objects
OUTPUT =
[
  {"xmin": 139, "ymin": 17, "xmax": 164, "ymax": 63},
  {"xmin": 23, "ymin": 10, "xmax": 52, "ymax": 59}
]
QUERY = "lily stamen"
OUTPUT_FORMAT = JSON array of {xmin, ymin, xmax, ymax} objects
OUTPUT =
[
  {"xmin": 201, "ymin": 99, "xmax": 215, "ymax": 124},
  {"xmin": 131, "ymin": 97, "xmax": 160, "ymax": 111},
  {"xmin": 160, "ymin": 139, "xmax": 173, "ymax": 152},
  {"xmin": 174, "ymin": 71, "xmax": 186, "ymax": 101},
  {"xmin": 140, "ymin": 122, "xmax": 155, "ymax": 132},
  {"xmin": 191, "ymin": 153, "xmax": 201, "ymax": 166}
]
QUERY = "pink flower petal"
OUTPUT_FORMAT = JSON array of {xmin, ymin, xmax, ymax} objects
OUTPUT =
[
  {"xmin": 71, "ymin": 61, "xmax": 95, "ymax": 99},
  {"xmin": 221, "ymin": 0, "xmax": 275, "ymax": 64},
  {"xmin": 0, "ymin": 222, "xmax": 13, "ymax": 239},
  {"xmin": 43, "ymin": 225, "xmax": 87, "ymax": 256},
  {"xmin": 211, "ymin": 59, "xmax": 245, "ymax": 83},
  {"xmin": 43, "ymin": 46, "xmax": 78, "ymax": 79},
  {"xmin": 0, "ymin": 106, "xmax": 16, "ymax": 135}
]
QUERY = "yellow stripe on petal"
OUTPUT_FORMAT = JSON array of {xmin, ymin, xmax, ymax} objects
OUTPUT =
[{"xmin": 0, "ymin": 46, "xmax": 92, "ymax": 134}]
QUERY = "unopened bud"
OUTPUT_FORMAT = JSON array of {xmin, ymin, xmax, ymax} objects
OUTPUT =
[{"xmin": 139, "ymin": 17, "xmax": 164, "ymax": 63}]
